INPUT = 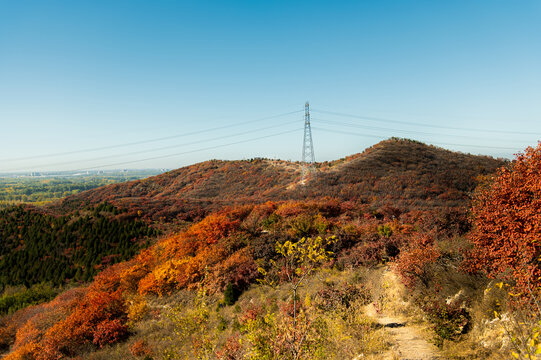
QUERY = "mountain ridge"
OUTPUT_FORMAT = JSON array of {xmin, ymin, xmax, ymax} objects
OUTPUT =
[{"xmin": 53, "ymin": 138, "xmax": 506, "ymax": 223}]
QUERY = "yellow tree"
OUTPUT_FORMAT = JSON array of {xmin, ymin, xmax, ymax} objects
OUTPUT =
[{"xmin": 259, "ymin": 236, "xmax": 336, "ymax": 359}]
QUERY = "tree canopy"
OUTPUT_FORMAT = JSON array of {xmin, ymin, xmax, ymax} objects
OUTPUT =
[{"xmin": 469, "ymin": 143, "xmax": 541, "ymax": 295}]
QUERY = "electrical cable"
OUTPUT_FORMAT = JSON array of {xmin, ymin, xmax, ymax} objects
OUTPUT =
[
  {"xmin": 8, "ymin": 120, "xmax": 300, "ymax": 171},
  {"xmin": 311, "ymin": 117, "xmax": 532, "ymax": 144},
  {"xmin": 311, "ymin": 109, "xmax": 541, "ymax": 136},
  {"xmin": 0, "ymin": 109, "xmax": 303, "ymax": 163},
  {"xmin": 4, "ymin": 105, "xmax": 534, "ymax": 173},
  {"xmin": 311, "ymin": 126, "xmax": 523, "ymax": 151},
  {"xmin": 64, "ymin": 128, "xmax": 303, "ymax": 172}
]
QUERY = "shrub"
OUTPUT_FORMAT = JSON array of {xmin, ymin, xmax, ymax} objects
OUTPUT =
[
  {"xmin": 393, "ymin": 234, "xmax": 439, "ymax": 288},
  {"xmin": 377, "ymin": 224, "xmax": 393, "ymax": 238},
  {"xmin": 421, "ymin": 299, "xmax": 470, "ymax": 346},
  {"xmin": 223, "ymin": 283, "xmax": 239, "ymax": 306},
  {"xmin": 92, "ymin": 319, "xmax": 128, "ymax": 348},
  {"xmin": 337, "ymin": 234, "xmax": 402, "ymax": 268},
  {"xmin": 127, "ymin": 295, "xmax": 149, "ymax": 324},
  {"xmin": 286, "ymin": 214, "xmax": 329, "ymax": 238},
  {"xmin": 130, "ymin": 339, "xmax": 153, "ymax": 357},
  {"xmin": 468, "ymin": 143, "xmax": 541, "ymax": 296},
  {"xmin": 215, "ymin": 334, "xmax": 242, "ymax": 360},
  {"xmin": 261, "ymin": 213, "xmax": 281, "ymax": 232},
  {"xmin": 316, "ymin": 282, "xmax": 371, "ymax": 311}
]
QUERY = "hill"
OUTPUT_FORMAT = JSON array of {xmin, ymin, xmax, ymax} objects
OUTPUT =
[
  {"xmin": 54, "ymin": 138, "xmax": 506, "ymax": 224},
  {"xmin": 0, "ymin": 139, "xmax": 505, "ymax": 290},
  {"xmin": 307, "ymin": 138, "xmax": 505, "ymax": 207},
  {"xmin": 0, "ymin": 139, "xmax": 520, "ymax": 360}
]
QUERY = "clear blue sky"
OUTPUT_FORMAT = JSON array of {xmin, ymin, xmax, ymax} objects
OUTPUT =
[{"xmin": 1, "ymin": 0, "xmax": 541, "ymax": 172}]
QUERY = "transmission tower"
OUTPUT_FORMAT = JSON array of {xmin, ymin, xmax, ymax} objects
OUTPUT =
[{"xmin": 301, "ymin": 101, "xmax": 315, "ymax": 183}]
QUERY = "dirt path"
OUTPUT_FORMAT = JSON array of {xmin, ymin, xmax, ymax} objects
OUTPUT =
[
  {"xmin": 361, "ymin": 268, "xmax": 444, "ymax": 360},
  {"xmin": 376, "ymin": 313, "xmax": 442, "ymax": 360}
]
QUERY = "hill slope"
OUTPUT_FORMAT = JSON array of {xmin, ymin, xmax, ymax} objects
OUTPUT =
[
  {"xmin": 0, "ymin": 139, "xmax": 513, "ymax": 359},
  {"xmin": 308, "ymin": 139, "xmax": 504, "ymax": 207},
  {"xmin": 55, "ymin": 139, "xmax": 506, "ymax": 223},
  {"xmin": 0, "ymin": 139, "xmax": 505, "ymax": 289}
]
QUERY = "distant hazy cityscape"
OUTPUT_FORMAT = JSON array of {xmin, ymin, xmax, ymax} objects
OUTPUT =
[{"xmin": 0, "ymin": 169, "xmax": 167, "ymax": 178}]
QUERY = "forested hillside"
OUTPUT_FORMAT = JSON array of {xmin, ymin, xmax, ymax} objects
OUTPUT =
[{"xmin": 0, "ymin": 203, "xmax": 158, "ymax": 287}]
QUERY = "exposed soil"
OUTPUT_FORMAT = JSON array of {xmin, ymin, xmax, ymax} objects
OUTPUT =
[
  {"xmin": 377, "ymin": 314, "xmax": 442, "ymax": 360},
  {"xmin": 361, "ymin": 268, "xmax": 445, "ymax": 360}
]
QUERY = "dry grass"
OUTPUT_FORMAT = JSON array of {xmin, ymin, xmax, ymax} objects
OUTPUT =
[
  {"xmin": 78, "ymin": 261, "xmax": 521, "ymax": 360},
  {"xmin": 79, "ymin": 267, "xmax": 394, "ymax": 360}
]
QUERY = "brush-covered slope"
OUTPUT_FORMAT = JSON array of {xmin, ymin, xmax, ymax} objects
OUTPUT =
[
  {"xmin": 0, "ymin": 139, "xmax": 505, "ymax": 289},
  {"xmin": 309, "ymin": 139, "xmax": 505, "ymax": 207},
  {"xmin": 55, "ymin": 158, "xmax": 300, "ymax": 222},
  {"xmin": 0, "ymin": 140, "xmax": 514, "ymax": 359},
  {"xmin": 55, "ymin": 139, "xmax": 506, "ymax": 222}
]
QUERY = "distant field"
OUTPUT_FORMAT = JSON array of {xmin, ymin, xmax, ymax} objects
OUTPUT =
[{"xmin": 0, "ymin": 170, "xmax": 165, "ymax": 208}]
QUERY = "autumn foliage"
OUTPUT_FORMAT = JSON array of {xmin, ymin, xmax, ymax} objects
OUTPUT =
[
  {"xmin": 1, "ymin": 197, "xmax": 433, "ymax": 358},
  {"xmin": 393, "ymin": 233, "xmax": 440, "ymax": 289},
  {"xmin": 56, "ymin": 139, "xmax": 504, "ymax": 229},
  {"xmin": 0, "ymin": 139, "xmax": 510, "ymax": 359},
  {"xmin": 468, "ymin": 143, "xmax": 541, "ymax": 296}
]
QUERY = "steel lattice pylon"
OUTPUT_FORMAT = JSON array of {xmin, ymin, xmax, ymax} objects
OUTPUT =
[{"xmin": 301, "ymin": 101, "xmax": 315, "ymax": 183}]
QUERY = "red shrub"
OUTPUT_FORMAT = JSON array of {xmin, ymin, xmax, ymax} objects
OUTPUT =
[
  {"xmin": 92, "ymin": 319, "xmax": 128, "ymax": 348},
  {"xmin": 40, "ymin": 288, "xmax": 127, "ymax": 357},
  {"xmin": 130, "ymin": 339, "xmax": 153, "ymax": 357},
  {"xmin": 186, "ymin": 213, "xmax": 240, "ymax": 244},
  {"xmin": 210, "ymin": 248, "xmax": 258, "ymax": 292},
  {"xmin": 215, "ymin": 334, "xmax": 242, "ymax": 360},
  {"xmin": 468, "ymin": 143, "xmax": 541, "ymax": 296},
  {"xmin": 393, "ymin": 234, "xmax": 440, "ymax": 288}
]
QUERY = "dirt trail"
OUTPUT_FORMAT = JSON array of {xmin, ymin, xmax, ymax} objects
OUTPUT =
[
  {"xmin": 375, "ymin": 313, "xmax": 442, "ymax": 360},
  {"xmin": 364, "ymin": 268, "xmax": 444, "ymax": 360}
]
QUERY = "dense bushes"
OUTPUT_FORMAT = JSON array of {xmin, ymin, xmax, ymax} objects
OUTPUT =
[
  {"xmin": 421, "ymin": 299, "xmax": 470, "ymax": 346},
  {"xmin": 0, "ymin": 138, "xmax": 509, "ymax": 358},
  {"xmin": 0, "ymin": 284, "xmax": 57, "ymax": 316},
  {"xmin": 0, "ymin": 198, "xmax": 444, "ymax": 358},
  {"xmin": 468, "ymin": 143, "xmax": 541, "ymax": 297},
  {"xmin": 4, "ymin": 266, "xmax": 129, "ymax": 359}
]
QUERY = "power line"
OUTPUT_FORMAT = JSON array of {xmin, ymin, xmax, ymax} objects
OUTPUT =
[
  {"xmin": 311, "ymin": 117, "xmax": 531, "ymax": 144},
  {"xmin": 311, "ymin": 126, "xmax": 523, "ymax": 151},
  {"xmin": 7, "ymin": 120, "xmax": 300, "ymax": 171},
  {"xmin": 53, "ymin": 128, "xmax": 303, "ymax": 172},
  {"xmin": 1, "ymin": 109, "xmax": 303, "ymax": 163},
  {"xmin": 5, "ymin": 104, "xmax": 534, "ymax": 173},
  {"xmin": 311, "ymin": 109, "xmax": 541, "ymax": 136}
]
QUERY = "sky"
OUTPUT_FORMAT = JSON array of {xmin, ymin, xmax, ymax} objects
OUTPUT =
[{"xmin": 1, "ymin": 0, "xmax": 541, "ymax": 172}]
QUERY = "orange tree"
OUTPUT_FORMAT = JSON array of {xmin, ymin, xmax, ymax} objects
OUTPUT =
[{"xmin": 468, "ymin": 143, "xmax": 541, "ymax": 296}]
